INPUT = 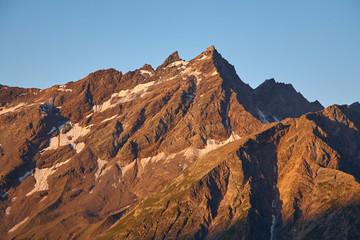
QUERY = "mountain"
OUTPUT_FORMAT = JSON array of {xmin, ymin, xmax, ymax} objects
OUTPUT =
[
  {"xmin": 0, "ymin": 46, "xmax": 358, "ymax": 240},
  {"xmin": 96, "ymin": 104, "xmax": 360, "ymax": 240},
  {"xmin": 246, "ymin": 78, "xmax": 323, "ymax": 123}
]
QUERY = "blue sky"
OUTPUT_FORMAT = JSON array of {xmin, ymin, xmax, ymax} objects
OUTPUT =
[{"xmin": 0, "ymin": 0, "xmax": 359, "ymax": 107}]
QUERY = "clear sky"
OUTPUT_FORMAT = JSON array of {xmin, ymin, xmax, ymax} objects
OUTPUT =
[{"xmin": 1, "ymin": 0, "xmax": 359, "ymax": 107}]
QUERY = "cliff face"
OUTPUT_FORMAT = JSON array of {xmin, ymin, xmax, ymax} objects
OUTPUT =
[{"xmin": 1, "ymin": 46, "xmax": 358, "ymax": 240}]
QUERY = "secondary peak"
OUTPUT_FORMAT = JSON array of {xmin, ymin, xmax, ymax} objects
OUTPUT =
[{"xmin": 157, "ymin": 51, "xmax": 181, "ymax": 70}]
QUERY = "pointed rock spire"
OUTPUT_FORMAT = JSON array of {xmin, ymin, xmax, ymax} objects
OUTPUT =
[
  {"xmin": 191, "ymin": 45, "xmax": 223, "ymax": 64},
  {"xmin": 140, "ymin": 64, "xmax": 154, "ymax": 72},
  {"xmin": 156, "ymin": 51, "xmax": 181, "ymax": 70},
  {"xmin": 198, "ymin": 45, "xmax": 219, "ymax": 59},
  {"xmin": 205, "ymin": 45, "xmax": 217, "ymax": 54}
]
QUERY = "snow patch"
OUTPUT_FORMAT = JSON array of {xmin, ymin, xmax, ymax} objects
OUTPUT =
[
  {"xmin": 211, "ymin": 70, "xmax": 218, "ymax": 76},
  {"xmin": 140, "ymin": 157, "xmax": 151, "ymax": 168},
  {"xmin": 120, "ymin": 161, "xmax": 136, "ymax": 176},
  {"xmin": 183, "ymin": 133, "xmax": 241, "ymax": 159},
  {"xmin": 19, "ymin": 170, "xmax": 34, "ymax": 182},
  {"xmin": 191, "ymin": 70, "xmax": 202, "ymax": 76},
  {"xmin": 187, "ymin": 94, "xmax": 195, "ymax": 102},
  {"xmin": 140, "ymin": 152, "xmax": 167, "ymax": 169},
  {"xmin": 5, "ymin": 206, "xmax": 11, "ymax": 215},
  {"xmin": 57, "ymin": 85, "xmax": 72, "ymax": 92},
  {"xmin": 257, "ymin": 109, "xmax": 269, "ymax": 123},
  {"xmin": 270, "ymin": 214, "xmax": 276, "ymax": 240},
  {"xmin": 152, "ymin": 152, "xmax": 166, "ymax": 162},
  {"xmin": 159, "ymin": 75, "xmax": 178, "ymax": 83},
  {"xmin": 139, "ymin": 70, "xmax": 154, "ymax": 77},
  {"xmin": 273, "ymin": 116, "xmax": 280, "ymax": 122},
  {"xmin": 270, "ymin": 162, "xmax": 278, "ymax": 239},
  {"xmin": 48, "ymin": 126, "xmax": 57, "ymax": 134},
  {"xmin": 44, "ymin": 123, "xmax": 89, "ymax": 152},
  {"xmin": 0, "ymin": 103, "xmax": 26, "ymax": 115},
  {"xmin": 201, "ymin": 134, "xmax": 241, "ymax": 157},
  {"xmin": 167, "ymin": 76, "xmax": 177, "ymax": 81},
  {"xmin": 272, "ymin": 199, "xmax": 276, "ymax": 207},
  {"xmin": 197, "ymin": 54, "xmax": 209, "ymax": 61},
  {"xmin": 40, "ymin": 196, "xmax": 47, "ymax": 202},
  {"xmin": 166, "ymin": 60, "xmax": 188, "ymax": 68},
  {"xmin": 225, "ymin": 104, "xmax": 230, "ymax": 128},
  {"xmin": 74, "ymin": 142, "xmax": 85, "ymax": 153},
  {"xmin": 26, "ymin": 159, "xmax": 71, "ymax": 196},
  {"xmin": 183, "ymin": 146, "xmax": 201, "ymax": 159},
  {"xmin": 181, "ymin": 67, "xmax": 202, "ymax": 77},
  {"xmin": 93, "ymin": 81, "xmax": 155, "ymax": 112},
  {"xmin": 8, "ymin": 216, "xmax": 29, "ymax": 233},
  {"xmin": 95, "ymin": 158, "xmax": 108, "ymax": 179},
  {"xmin": 101, "ymin": 114, "xmax": 118, "ymax": 123},
  {"xmin": 180, "ymin": 67, "xmax": 203, "ymax": 84}
]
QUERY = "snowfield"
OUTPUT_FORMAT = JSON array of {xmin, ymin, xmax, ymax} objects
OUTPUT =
[
  {"xmin": 93, "ymin": 81, "xmax": 155, "ymax": 112},
  {"xmin": 26, "ymin": 159, "xmax": 71, "ymax": 196},
  {"xmin": 43, "ymin": 122, "xmax": 90, "ymax": 152}
]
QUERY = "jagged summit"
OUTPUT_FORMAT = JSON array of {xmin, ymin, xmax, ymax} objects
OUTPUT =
[
  {"xmin": 192, "ymin": 45, "xmax": 221, "ymax": 62},
  {"xmin": 207, "ymin": 45, "xmax": 216, "ymax": 51},
  {"xmin": 156, "ymin": 51, "xmax": 181, "ymax": 70},
  {"xmin": 204, "ymin": 45, "xmax": 218, "ymax": 55},
  {"xmin": 256, "ymin": 78, "xmax": 293, "ymax": 89},
  {"xmin": 238, "ymin": 77, "xmax": 324, "ymax": 123},
  {"xmin": 352, "ymin": 101, "xmax": 360, "ymax": 106},
  {"xmin": 139, "ymin": 64, "xmax": 154, "ymax": 71},
  {"xmin": 259, "ymin": 78, "xmax": 276, "ymax": 86}
]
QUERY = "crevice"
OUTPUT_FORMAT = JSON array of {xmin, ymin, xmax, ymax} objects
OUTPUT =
[{"xmin": 270, "ymin": 158, "xmax": 282, "ymax": 240}]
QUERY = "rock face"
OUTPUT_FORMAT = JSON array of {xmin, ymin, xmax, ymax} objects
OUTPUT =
[{"xmin": 0, "ymin": 46, "xmax": 358, "ymax": 240}]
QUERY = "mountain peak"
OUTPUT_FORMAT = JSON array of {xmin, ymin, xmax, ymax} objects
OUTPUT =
[
  {"xmin": 202, "ymin": 45, "xmax": 218, "ymax": 57},
  {"xmin": 265, "ymin": 78, "xmax": 276, "ymax": 84},
  {"xmin": 156, "ymin": 51, "xmax": 180, "ymax": 70},
  {"xmin": 206, "ymin": 45, "xmax": 216, "ymax": 52},
  {"xmin": 140, "ymin": 64, "xmax": 154, "ymax": 72},
  {"xmin": 257, "ymin": 78, "xmax": 290, "ymax": 89},
  {"xmin": 191, "ymin": 46, "xmax": 219, "ymax": 62}
]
